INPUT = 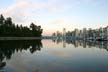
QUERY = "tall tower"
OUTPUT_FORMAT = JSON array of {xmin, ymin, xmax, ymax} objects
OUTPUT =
[
  {"xmin": 63, "ymin": 28, "xmax": 66, "ymax": 40},
  {"xmin": 63, "ymin": 28, "xmax": 66, "ymax": 48},
  {"xmin": 63, "ymin": 28, "xmax": 66, "ymax": 39}
]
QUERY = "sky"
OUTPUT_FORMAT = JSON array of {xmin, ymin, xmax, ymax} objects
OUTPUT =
[{"xmin": 0, "ymin": 0, "xmax": 108, "ymax": 36}]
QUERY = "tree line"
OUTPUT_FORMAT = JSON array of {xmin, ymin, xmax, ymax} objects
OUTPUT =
[{"xmin": 0, "ymin": 14, "xmax": 43, "ymax": 37}]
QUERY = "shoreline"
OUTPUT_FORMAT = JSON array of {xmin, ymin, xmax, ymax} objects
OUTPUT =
[{"xmin": 0, "ymin": 37, "xmax": 42, "ymax": 40}]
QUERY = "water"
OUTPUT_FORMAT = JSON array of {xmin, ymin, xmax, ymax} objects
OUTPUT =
[{"xmin": 0, "ymin": 39, "xmax": 108, "ymax": 72}]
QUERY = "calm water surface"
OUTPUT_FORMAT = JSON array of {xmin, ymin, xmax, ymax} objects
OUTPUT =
[{"xmin": 0, "ymin": 39, "xmax": 108, "ymax": 72}]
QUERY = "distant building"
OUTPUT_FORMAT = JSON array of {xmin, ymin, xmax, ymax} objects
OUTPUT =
[
  {"xmin": 63, "ymin": 28, "xmax": 66, "ymax": 39},
  {"xmin": 74, "ymin": 28, "xmax": 79, "ymax": 39},
  {"xmin": 63, "ymin": 26, "xmax": 108, "ymax": 41},
  {"xmin": 79, "ymin": 30, "xmax": 83, "ymax": 39},
  {"xmin": 56, "ymin": 31, "xmax": 62, "ymax": 39},
  {"xmin": 103, "ymin": 26, "xmax": 108, "ymax": 40},
  {"xmin": 52, "ymin": 32, "xmax": 56, "ymax": 38},
  {"xmin": 83, "ymin": 28, "xmax": 87, "ymax": 40},
  {"xmin": 99, "ymin": 27, "xmax": 103, "ymax": 39},
  {"xmin": 107, "ymin": 26, "xmax": 108, "ymax": 40}
]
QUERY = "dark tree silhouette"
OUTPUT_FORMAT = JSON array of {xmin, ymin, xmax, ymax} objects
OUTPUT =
[
  {"xmin": 0, "ymin": 14, "xmax": 5, "ymax": 25},
  {"xmin": 0, "ymin": 14, "xmax": 43, "ymax": 37},
  {"xmin": 30, "ymin": 23, "xmax": 43, "ymax": 37}
]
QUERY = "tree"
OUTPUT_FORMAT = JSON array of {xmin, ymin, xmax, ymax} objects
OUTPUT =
[
  {"xmin": 0, "ymin": 14, "xmax": 5, "ymax": 25},
  {"xmin": 0, "ymin": 14, "xmax": 43, "ymax": 37},
  {"xmin": 30, "ymin": 23, "xmax": 43, "ymax": 37},
  {"xmin": 5, "ymin": 17, "xmax": 12, "ymax": 26}
]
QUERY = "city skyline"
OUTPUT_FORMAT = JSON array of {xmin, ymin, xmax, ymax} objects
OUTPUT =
[{"xmin": 0, "ymin": 0, "xmax": 108, "ymax": 36}]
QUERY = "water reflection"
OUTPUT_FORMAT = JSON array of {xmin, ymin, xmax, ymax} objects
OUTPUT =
[
  {"xmin": 0, "ymin": 40, "xmax": 42, "ymax": 69},
  {"xmin": 52, "ymin": 39, "xmax": 108, "ymax": 51},
  {"xmin": 0, "ymin": 39, "xmax": 108, "ymax": 72}
]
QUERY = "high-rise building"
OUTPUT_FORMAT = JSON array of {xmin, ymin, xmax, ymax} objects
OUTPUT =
[
  {"xmin": 63, "ymin": 28, "xmax": 66, "ymax": 39},
  {"xmin": 74, "ymin": 28, "xmax": 79, "ymax": 39}
]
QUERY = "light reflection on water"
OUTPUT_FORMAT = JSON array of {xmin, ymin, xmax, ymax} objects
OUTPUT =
[{"xmin": 0, "ymin": 39, "xmax": 108, "ymax": 72}]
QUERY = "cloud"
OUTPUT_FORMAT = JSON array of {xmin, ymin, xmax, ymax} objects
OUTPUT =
[
  {"xmin": 48, "ymin": 16, "xmax": 81, "ymax": 31},
  {"xmin": 0, "ymin": 0, "xmax": 29, "ymax": 24},
  {"xmin": 0, "ymin": 0, "xmax": 82, "ymax": 24},
  {"xmin": 46, "ymin": 0, "xmax": 96, "ymax": 12},
  {"xmin": 51, "ymin": 18, "xmax": 71, "ymax": 25},
  {"xmin": 0, "ymin": 0, "xmax": 45, "ymax": 23}
]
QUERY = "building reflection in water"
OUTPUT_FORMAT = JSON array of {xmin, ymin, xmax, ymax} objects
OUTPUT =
[
  {"xmin": 52, "ymin": 38, "xmax": 108, "ymax": 51},
  {"xmin": 52, "ymin": 38, "xmax": 66, "ymax": 48},
  {"xmin": 0, "ymin": 40, "xmax": 42, "ymax": 70}
]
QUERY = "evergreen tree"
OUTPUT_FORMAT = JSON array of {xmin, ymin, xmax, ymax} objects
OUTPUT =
[
  {"xmin": 0, "ymin": 14, "xmax": 43, "ymax": 37},
  {"xmin": 0, "ymin": 14, "xmax": 5, "ymax": 25}
]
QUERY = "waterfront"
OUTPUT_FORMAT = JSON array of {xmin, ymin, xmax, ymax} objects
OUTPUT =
[
  {"xmin": 52, "ymin": 26, "xmax": 108, "ymax": 41},
  {"xmin": 0, "ymin": 39, "xmax": 108, "ymax": 72}
]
